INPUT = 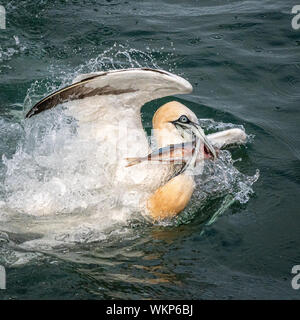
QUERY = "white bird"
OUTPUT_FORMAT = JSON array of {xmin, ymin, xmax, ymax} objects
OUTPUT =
[{"xmin": 26, "ymin": 68, "xmax": 246, "ymax": 220}]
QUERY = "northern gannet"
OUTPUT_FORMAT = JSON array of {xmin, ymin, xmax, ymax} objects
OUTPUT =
[{"xmin": 26, "ymin": 68, "xmax": 246, "ymax": 220}]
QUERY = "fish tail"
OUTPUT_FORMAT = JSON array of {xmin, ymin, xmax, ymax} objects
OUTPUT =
[{"xmin": 125, "ymin": 157, "xmax": 143, "ymax": 167}]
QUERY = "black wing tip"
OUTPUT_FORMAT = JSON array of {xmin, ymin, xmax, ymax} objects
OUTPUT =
[
  {"xmin": 25, "ymin": 104, "xmax": 42, "ymax": 118},
  {"xmin": 25, "ymin": 108, "xmax": 36, "ymax": 118}
]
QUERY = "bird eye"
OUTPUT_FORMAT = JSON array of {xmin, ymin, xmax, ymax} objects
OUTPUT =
[{"xmin": 179, "ymin": 115, "xmax": 189, "ymax": 123}]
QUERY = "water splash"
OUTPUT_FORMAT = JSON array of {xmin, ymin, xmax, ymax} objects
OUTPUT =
[
  {"xmin": 0, "ymin": 35, "xmax": 26, "ymax": 73},
  {"xmin": 175, "ymin": 119, "xmax": 259, "ymax": 226},
  {"xmin": 0, "ymin": 46, "xmax": 259, "ymax": 254}
]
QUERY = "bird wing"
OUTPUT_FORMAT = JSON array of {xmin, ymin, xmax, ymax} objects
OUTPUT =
[
  {"xmin": 26, "ymin": 68, "xmax": 192, "ymax": 120},
  {"xmin": 25, "ymin": 68, "xmax": 193, "ymax": 187},
  {"xmin": 207, "ymin": 128, "xmax": 247, "ymax": 149},
  {"xmin": 25, "ymin": 68, "xmax": 192, "ymax": 152}
]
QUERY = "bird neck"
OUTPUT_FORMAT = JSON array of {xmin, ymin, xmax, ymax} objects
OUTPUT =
[
  {"xmin": 147, "ymin": 173, "xmax": 195, "ymax": 220},
  {"xmin": 148, "ymin": 122, "xmax": 196, "ymax": 220}
]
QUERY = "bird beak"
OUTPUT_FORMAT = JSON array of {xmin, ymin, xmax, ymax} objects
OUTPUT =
[{"xmin": 171, "ymin": 120, "xmax": 217, "ymax": 160}]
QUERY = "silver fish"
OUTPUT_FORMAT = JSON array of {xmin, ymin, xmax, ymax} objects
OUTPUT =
[{"xmin": 125, "ymin": 140, "xmax": 218, "ymax": 168}]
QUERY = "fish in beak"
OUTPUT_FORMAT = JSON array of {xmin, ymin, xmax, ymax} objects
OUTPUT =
[{"xmin": 171, "ymin": 117, "xmax": 217, "ymax": 160}]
